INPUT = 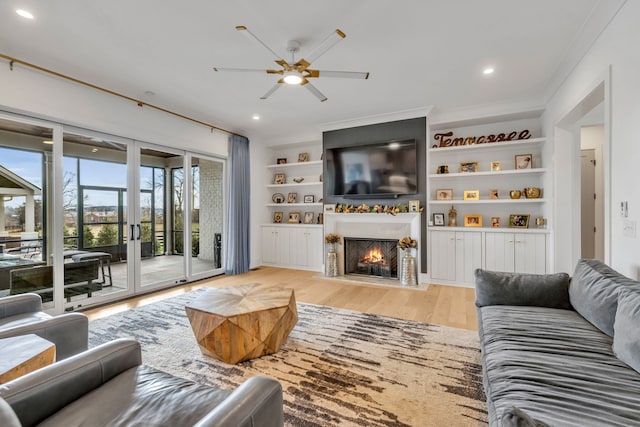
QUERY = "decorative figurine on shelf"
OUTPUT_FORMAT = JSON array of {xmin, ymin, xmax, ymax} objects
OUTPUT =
[{"xmin": 448, "ymin": 205, "xmax": 457, "ymax": 227}]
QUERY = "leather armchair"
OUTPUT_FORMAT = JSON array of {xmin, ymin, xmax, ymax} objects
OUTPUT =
[
  {"xmin": 0, "ymin": 339, "xmax": 284, "ymax": 427},
  {"xmin": 0, "ymin": 293, "xmax": 88, "ymax": 360}
]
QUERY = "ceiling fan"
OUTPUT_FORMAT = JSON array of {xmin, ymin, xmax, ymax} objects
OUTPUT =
[{"xmin": 213, "ymin": 26, "xmax": 369, "ymax": 102}]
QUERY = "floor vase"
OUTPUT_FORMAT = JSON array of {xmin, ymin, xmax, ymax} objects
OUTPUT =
[{"xmin": 400, "ymin": 250, "xmax": 417, "ymax": 286}]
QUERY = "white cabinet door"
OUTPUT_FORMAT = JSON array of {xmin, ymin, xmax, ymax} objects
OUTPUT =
[
  {"xmin": 431, "ymin": 230, "xmax": 481, "ymax": 285},
  {"xmin": 514, "ymin": 233, "xmax": 546, "ymax": 274},
  {"xmin": 456, "ymin": 232, "xmax": 483, "ymax": 284},
  {"xmin": 305, "ymin": 228, "xmax": 323, "ymax": 269},
  {"xmin": 430, "ymin": 230, "xmax": 456, "ymax": 281},
  {"xmin": 485, "ymin": 232, "xmax": 516, "ymax": 272},
  {"xmin": 261, "ymin": 226, "xmax": 278, "ymax": 264},
  {"xmin": 485, "ymin": 232, "xmax": 546, "ymax": 274}
]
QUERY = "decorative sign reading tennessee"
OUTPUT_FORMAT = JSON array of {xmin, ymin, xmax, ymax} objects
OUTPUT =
[{"xmin": 433, "ymin": 129, "xmax": 531, "ymax": 148}]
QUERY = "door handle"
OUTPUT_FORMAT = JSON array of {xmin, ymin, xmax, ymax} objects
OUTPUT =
[
  {"xmin": 130, "ymin": 224, "xmax": 135, "ymax": 241},
  {"xmin": 137, "ymin": 224, "xmax": 141, "ymax": 240}
]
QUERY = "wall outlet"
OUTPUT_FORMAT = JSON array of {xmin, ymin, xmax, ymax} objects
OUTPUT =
[{"xmin": 623, "ymin": 219, "xmax": 636, "ymax": 238}]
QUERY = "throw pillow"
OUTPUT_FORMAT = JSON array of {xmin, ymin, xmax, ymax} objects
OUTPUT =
[
  {"xmin": 569, "ymin": 259, "xmax": 640, "ymax": 337},
  {"xmin": 613, "ymin": 288, "xmax": 640, "ymax": 373},
  {"xmin": 474, "ymin": 269, "xmax": 571, "ymax": 308}
]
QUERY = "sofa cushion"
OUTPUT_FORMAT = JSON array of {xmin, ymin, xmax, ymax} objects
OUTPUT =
[
  {"xmin": 569, "ymin": 259, "xmax": 640, "ymax": 337},
  {"xmin": 37, "ymin": 365, "xmax": 231, "ymax": 427},
  {"xmin": 0, "ymin": 311, "xmax": 51, "ymax": 329},
  {"xmin": 474, "ymin": 269, "xmax": 571, "ymax": 309},
  {"xmin": 479, "ymin": 305, "xmax": 640, "ymax": 426},
  {"xmin": 613, "ymin": 288, "xmax": 640, "ymax": 373}
]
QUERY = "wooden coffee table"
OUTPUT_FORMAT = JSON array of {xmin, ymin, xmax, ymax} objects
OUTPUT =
[
  {"xmin": 185, "ymin": 284, "xmax": 298, "ymax": 364},
  {"xmin": 0, "ymin": 334, "xmax": 56, "ymax": 383}
]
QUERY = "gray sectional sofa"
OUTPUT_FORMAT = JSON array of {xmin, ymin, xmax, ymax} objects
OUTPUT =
[
  {"xmin": 475, "ymin": 259, "xmax": 640, "ymax": 426},
  {"xmin": 0, "ymin": 339, "xmax": 284, "ymax": 427}
]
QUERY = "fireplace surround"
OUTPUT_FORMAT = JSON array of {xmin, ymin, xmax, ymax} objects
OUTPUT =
[{"xmin": 323, "ymin": 212, "xmax": 422, "ymax": 283}]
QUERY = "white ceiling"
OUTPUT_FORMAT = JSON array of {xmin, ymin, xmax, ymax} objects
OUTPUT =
[{"xmin": 0, "ymin": 1, "xmax": 625, "ymax": 145}]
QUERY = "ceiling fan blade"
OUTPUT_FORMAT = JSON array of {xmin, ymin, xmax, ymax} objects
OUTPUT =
[
  {"xmin": 275, "ymin": 59, "xmax": 292, "ymax": 71},
  {"xmin": 260, "ymin": 83, "xmax": 282, "ymax": 100},
  {"xmin": 302, "ymin": 80, "xmax": 328, "ymax": 102},
  {"xmin": 304, "ymin": 29, "xmax": 346, "ymax": 64},
  {"xmin": 236, "ymin": 25, "xmax": 284, "ymax": 61},
  {"xmin": 313, "ymin": 70, "xmax": 370, "ymax": 79},
  {"xmin": 213, "ymin": 67, "xmax": 271, "ymax": 74}
]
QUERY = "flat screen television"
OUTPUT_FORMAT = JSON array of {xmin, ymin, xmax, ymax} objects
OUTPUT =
[{"xmin": 326, "ymin": 139, "xmax": 418, "ymax": 197}]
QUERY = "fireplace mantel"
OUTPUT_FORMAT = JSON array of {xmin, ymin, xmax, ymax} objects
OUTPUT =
[{"xmin": 323, "ymin": 213, "xmax": 422, "ymax": 281}]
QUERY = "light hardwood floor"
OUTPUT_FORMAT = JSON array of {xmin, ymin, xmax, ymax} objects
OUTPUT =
[{"xmin": 83, "ymin": 267, "xmax": 478, "ymax": 331}]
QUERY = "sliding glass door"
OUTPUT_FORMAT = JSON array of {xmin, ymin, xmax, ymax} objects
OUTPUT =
[
  {"xmin": 0, "ymin": 114, "xmax": 59, "ymax": 310},
  {"xmin": 136, "ymin": 143, "xmax": 185, "ymax": 290},
  {"xmin": 1, "ymin": 113, "xmax": 225, "ymax": 313}
]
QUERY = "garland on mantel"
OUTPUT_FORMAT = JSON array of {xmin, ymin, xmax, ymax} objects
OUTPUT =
[{"xmin": 334, "ymin": 203, "xmax": 424, "ymax": 215}]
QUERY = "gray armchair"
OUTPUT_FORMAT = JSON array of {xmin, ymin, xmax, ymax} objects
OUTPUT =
[
  {"xmin": 0, "ymin": 293, "xmax": 88, "ymax": 360},
  {"xmin": 0, "ymin": 339, "xmax": 284, "ymax": 427}
]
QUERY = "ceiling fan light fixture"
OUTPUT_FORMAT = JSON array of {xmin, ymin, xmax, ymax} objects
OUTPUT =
[{"xmin": 283, "ymin": 71, "xmax": 303, "ymax": 85}]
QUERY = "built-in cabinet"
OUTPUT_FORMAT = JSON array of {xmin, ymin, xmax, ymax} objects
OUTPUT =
[
  {"xmin": 262, "ymin": 142, "xmax": 323, "ymax": 271},
  {"xmin": 430, "ymin": 230, "xmax": 482, "ymax": 284},
  {"xmin": 427, "ymin": 110, "xmax": 553, "ymax": 286},
  {"xmin": 261, "ymin": 225, "xmax": 323, "ymax": 270},
  {"xmin": 485, "ymin": 231, "xmax": 546, "ymax": 274}
]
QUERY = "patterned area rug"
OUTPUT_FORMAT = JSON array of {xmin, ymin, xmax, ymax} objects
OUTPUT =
[{"xmin": 88, "ymin": 288, "xmax": 487, "ymax": 426}]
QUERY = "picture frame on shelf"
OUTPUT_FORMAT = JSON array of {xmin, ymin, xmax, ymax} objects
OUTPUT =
[
  {"xmin": 463, "ymin": 190, "xmax": 480, "ymax": 200},
  {"xmin": 508, "ymin": 214, "xmax": 530, "ymax": 228},
  {"xmin": 324, "ymin": 204, "xmax": 336, "ymax": 213},
  {"xmin": 272, "ymin": 193, "xmax": 285, "ymax": 204},
  {"xmin": 433, "ymin": 213, "xmax": 445, "ymax": 226},
  {"xmin": 491, "ymin": 217, "xmax": 501, "ymax": 228},
  {"xmin": 436, "ymin": 188, "xmax": 453, "ymax": 200},
  {"xmin": 273, "ymin": 173, "xmax": 286, "ymax": 184},
  {"xmin": 298, "ymin": 152, "xmax": 309, "ymax": 162},
  {"xmin": 273, "ymin": 212, "xmax": 283, "ymax": 224},
  {"xmin": 287, "ymin": 192, "xmax": 297, "ymax": 203},
  {"xmin": 303, "ymin": 212, "xmax": 314, "ymax": 224},
  {"xmin": 288, "ymin": 212, "xmax": 301, "ymax": 224},
  {"xmin": 303, "ymin": 194, "xmax": 315, "ymax": 203},
  {"xmin": 460, "ymin": 161, "xmax": 479, "ymax": 173},
  {"xmin": 490, "ymin": 161, "xmax": 501, "ymax": 171},
  {"xmin": 464, "ymin": 214, "xmax": 482, "ymax": 227},
  {"xmin": 277, "ymin": 158, "xmax": 287, "ymax": 165},
  {"xmin": 515, "ymin": 154, "xmax": 533, "ymax": 169},
  {"xmin": 489, "ymin": 189, "xmax": 499, "ymax": 199},
  {"xmin": 408, "ymin": 200, "xmax": 420, "ymax": 212}
]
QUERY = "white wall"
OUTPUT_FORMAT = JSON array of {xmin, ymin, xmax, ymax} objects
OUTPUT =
[
  {"xmin": 0, "ymin": 65, "xmax": 229, "ymax": 156},
  {"xmin": 544, "ymin": 1, "xmax": 640, "ymax": 278}
]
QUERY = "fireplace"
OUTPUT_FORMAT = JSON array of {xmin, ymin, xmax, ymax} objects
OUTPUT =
[{"xmin": 344, "ymin": 238, "xmax": 399, "ymax": 279}]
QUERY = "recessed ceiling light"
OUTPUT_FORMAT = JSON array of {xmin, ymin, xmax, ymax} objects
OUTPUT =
[
  {"xmin": 483, "ymin": 67, "xmax": 495, "ymax": 75},
  {"xmin": 16, "ymin": 9, "xmax": 34, "ymax": 19},
  {"xmin": 91, "ymin": 148, "xmax": 99, "ymax": 153},
  {"xmin": 42, "ymin": 140, "xmax": 53, "ymax": 145},
  {"xmin": 252, "ymin": 115, "xmax": 260, "ymax": 120}
]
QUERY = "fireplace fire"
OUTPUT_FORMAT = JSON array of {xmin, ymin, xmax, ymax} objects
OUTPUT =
[{"xmin": 344, "ymin": 238, "xmax": 398, "ymax": 279}]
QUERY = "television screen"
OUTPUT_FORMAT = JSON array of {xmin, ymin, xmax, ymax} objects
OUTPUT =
[{"xmin": 326, "ymin": 139, "xmax": 417, "ymax": 196}]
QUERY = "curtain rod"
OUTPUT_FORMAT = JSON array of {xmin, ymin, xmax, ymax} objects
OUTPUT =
[{"xmin": 0, "ymin": 53, "xmax": 246, "ymax": 139}]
